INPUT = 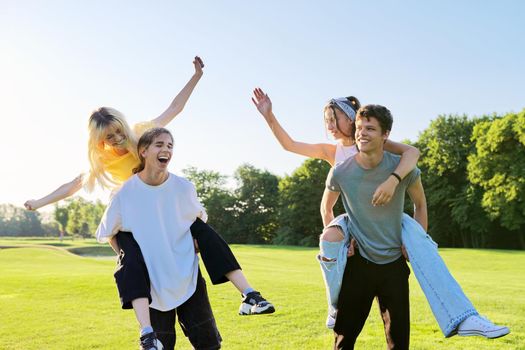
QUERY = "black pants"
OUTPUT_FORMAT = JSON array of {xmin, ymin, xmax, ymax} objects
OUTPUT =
[
  {"xmin": 150, "ymin": 270, "xmax": 222, "ymax": 350},
  {"xmin": 334, "ymin": 252, "xmax": 410, "ymax": 350},
  {"xmin": 114, "ymin": 218, "xmax": 241, "ymax": 309}
]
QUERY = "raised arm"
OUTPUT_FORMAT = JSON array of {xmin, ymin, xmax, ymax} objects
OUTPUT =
[
  {"xmin": 372, "ymin": 140, "xmax": 420, "ymax": 206},
  {"xmin": 406, "ymin": 176, "xmax": 428, "ymax": 231},
  {"xmin": 24, "ymin": 174, "xmax": 84, "ymax": 211},
  {"xmin": 152, "ymin": 56, "xmax": 204, "ymax": 127},
  {"xmin": 252, "ymin": 87, "xmax": 336, "ymax": 164},
  {"xmin": 320, "ymin": 188, "xmax": 341, "ymax": 227}
]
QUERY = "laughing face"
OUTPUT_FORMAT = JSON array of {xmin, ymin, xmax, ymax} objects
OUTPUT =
[{"xmin": 140, "ymin": 133, "xmax": 173, "ymax": 171}]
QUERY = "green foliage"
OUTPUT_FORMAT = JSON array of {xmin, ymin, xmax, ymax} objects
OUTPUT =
[
  {"xmin": 232, "ymin": 164, "xmax": 280, "ymax": 243},
  {"xmin": 59, "ymin": 197, "xmax": 106, "ymax": 238},
  {"xmin": 0, "ymin": 204, "xmax": 46, "ymax": 236},
  {"xmin": 467, "ymin": 110, "xmax": 525, "ymax": 247},
  {"xmin": 184, "ymin": 164, "xmax": 280, "ymax": 244},
  {"xmin": 53, "ymin": 204, "xmax": 69, "ymax": 234},
  {"xmin": 277, "ymin": 158, "xmax": 344, "ymax": 246},
  {"xmin": 183, "ymin": 166, "xmax": 238, "ymax": 239},
  {"xmin": 414, "ymin": 115, "xmax": 494, "ymax": 247}
]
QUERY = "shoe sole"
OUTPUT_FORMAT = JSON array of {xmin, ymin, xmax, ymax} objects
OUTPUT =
[
  {"xmin": 458, "ymin": 328, "xmax": 510, "ymax": 339},
  {"xmin": 239, "ymin": 301, "xmax": 276, "ymax": 315},
  {"xmin": 251, "ymin": 304, "xmax": 275, "ymax": 315}
]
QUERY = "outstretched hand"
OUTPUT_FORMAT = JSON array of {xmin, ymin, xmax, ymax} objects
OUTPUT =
[
  {"xmin": 24, "ymin": 200, "xmax": 39, "ymax": 211},
  {"xmin": 251, "ymin": 87, "xmax": 273, "ymax": 118},
  {"xmin": 193, "ymin": 56, "xmax": 204, "ymax": 76}
]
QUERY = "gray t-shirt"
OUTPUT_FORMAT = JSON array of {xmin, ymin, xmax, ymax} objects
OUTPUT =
[{"xmin": 326, "ymin": 151, "xmax": 421, "ymax": 264}]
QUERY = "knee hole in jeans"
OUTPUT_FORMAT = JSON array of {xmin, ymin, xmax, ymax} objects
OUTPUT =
[{"xmin": 320, "ymin": 226, "xmax": 345, "ymax": 242}]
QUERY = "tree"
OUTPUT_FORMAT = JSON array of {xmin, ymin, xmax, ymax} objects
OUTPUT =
[
  {"xmin": 232, "ymin": 164, "xmax": 280, "ymax": 244},
  {"xmin": 468, "ymin": 110, "xmax": 525, "ymax": 248},
  {"xmin": 182, "ymin": 166, "xmax": 237, "ymax": 240},
  {"xmin": 61, "ymin": 197, "xmax": 105, "ymax": 238},
  {"xmin": 0, "ymin": 204, "xmax": 45, "ymax": 236},
  {"xmin": 277, "ymin": 158, "xmax": 344, "ymax": 246},
  {"xmin": 53, "ymin": 204, "xmax": 69, "ymax": 236},
  {"xmin": 413, "ymin": 115, "xmax": 493, "ymax": 247}
]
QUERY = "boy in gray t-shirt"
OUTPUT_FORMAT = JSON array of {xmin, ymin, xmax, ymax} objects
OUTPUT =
[
  {"xmin": 326, "ymin": 152, "xmax": 420, "ymax": 264},
  {"xmin": 325, "ymin": 104, "xmax": 427, "ymax": 350}
]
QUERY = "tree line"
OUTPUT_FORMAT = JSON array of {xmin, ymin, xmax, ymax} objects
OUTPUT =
[{"xmin": 2, "ymin": 110, "xmax": 523, "ymax": 249}]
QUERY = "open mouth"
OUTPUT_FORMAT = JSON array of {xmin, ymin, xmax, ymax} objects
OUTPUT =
[{"xmin": 158, "ymin": 155, "xmax": 170, "ymax": 164}]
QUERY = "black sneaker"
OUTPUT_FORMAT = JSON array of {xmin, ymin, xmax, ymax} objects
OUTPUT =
[
  {"xmin": 238, "ymin": 291, "xmax": 275, "ymax": 315},
  {"xmin": 140, "ymin": 332, "xmax": 163, "ymax": 350}
]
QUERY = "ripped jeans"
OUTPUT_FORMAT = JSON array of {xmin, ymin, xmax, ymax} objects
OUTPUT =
[{"xmin": 318, "ymin": 213, "xmax": 478, "ymax": 337}]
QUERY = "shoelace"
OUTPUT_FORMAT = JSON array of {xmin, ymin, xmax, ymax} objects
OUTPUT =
[
  {"xmin": 248, "ymin": 292, "xmax": 267, "ymax": 306},
  {"xmin": 473, "ymin": 315, "xmax": 497, "ymax": 330}
]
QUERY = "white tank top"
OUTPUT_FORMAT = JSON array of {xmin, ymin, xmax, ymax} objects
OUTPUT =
[{"xmin": 334, "ymin": 143, "xmax": 358, "ymax": 165}]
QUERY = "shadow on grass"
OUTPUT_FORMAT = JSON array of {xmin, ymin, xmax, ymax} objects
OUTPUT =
[
  {"xmin": 229, "ymin": 244, "xmax": 316, "ymax": 252},
  {"xmin": 67, "ymin": 246, "xmax": 115, "ymax": 256},
  {"xmin": 0, "ymin": 244, "xmax": 114, "ymax": 257}
]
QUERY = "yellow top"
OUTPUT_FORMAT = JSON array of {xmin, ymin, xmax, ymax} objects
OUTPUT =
[{"xmin": 98, "ymin": 121, "xmax": 156, "ymax": 185}]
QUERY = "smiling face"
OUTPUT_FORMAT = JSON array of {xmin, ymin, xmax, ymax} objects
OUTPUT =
[
  {"xmin": 355, "ymin": 116, "xmax": 389, "ymax": 153},
  {"xmin": 324, "ymin": 107, "xmax": 354, "ymax": 141},
  {"xmin": 102, "ymin": 123, "xmax": 128, "ymax": 150},
  {"xmin": 139, "ymin": 132, "xmax": 173, "ymax": 172}
]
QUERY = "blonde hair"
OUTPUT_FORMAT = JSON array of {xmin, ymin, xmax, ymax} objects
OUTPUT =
[{"xmin": 84, "ymin": 107, "xmax": 139, "ymax": 192}]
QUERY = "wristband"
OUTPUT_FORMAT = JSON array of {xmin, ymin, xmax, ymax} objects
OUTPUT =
[{"xmin": 390, "ymin": 172, "xmax": 402, "ymax": 183}]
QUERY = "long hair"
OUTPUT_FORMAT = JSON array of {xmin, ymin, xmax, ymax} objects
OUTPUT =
[
  {"xmin": 132, "ymin": 127, "xmax": 174, "ymax": 174},
  {"xmin": 323, "ymin": 96, "xmax": 361, "ymax": 140},
  {"xmin": 85, "ymin": 107, "xmax": 139, "ymax": 192}
]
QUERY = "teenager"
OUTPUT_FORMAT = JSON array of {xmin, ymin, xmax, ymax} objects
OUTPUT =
[
  {"xmin": 324, "ymin": 104, "xmax": 425, "ymax": 348},
  {"xmin": 252, "ymin": 88, "xmax": 509, "ymax": 338},
  {"xmin": 97, "ymin": 128, "xmax": 221, "ymax": 350},
  {"xmin": 252, "ymin": 88, "xmax": 418, "ymax": 328},
  {"xmin": 24, "ymin": 59, "xmax": 274, "ymax": 347}
]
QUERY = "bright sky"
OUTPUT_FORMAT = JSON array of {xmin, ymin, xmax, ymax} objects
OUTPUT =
[{"xmin": 2, "ymin": 0, "xmax": 524, "ymax": 210}]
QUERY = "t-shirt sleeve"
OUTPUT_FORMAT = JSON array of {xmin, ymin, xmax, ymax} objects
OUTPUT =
[
  {"xmin": 96, "ymin": 195, "xmax": 123, "ymax": 243},
  {"xmin": 325, "ymin": 167, "xmax": 341, "ymax": 192},
  {"xmin": 133, "ymin": 121, "xmax": 157, "ymax": 138},
  {"xmin": 189, "ymin": 182, "xmax": 208, "ymax": 223},
  {"xmin": 404, "ymin": 167, "xmax": 421, "ymax": 187}
]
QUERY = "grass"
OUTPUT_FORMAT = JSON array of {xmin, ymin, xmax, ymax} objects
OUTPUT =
[{"xmin": 0, "ymin": 238, "xmax": 523, "ymax": 349}]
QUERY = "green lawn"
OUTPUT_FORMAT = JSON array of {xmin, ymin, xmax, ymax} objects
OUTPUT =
[{"xmin": 0, "ymin": 239, "xmax": 523, "ymax": 349}]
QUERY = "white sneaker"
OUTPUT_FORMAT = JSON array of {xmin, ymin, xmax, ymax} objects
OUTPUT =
[
  {"xmin": 326, "ymin": 311, "xmax": 336, "ymax": 329},
  {"xmin": 457, "ymin": 315, "xmax": 510, "ymax": 339}
]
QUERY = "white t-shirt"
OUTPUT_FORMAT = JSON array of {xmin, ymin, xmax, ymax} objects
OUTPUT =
[
  {"xmin": 335, "ymin": 143, "xmax": 358, "ymax": 165},
  {"xmin": 96, "ymin": 173, "xmax": 207, "ymax": 311}
]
